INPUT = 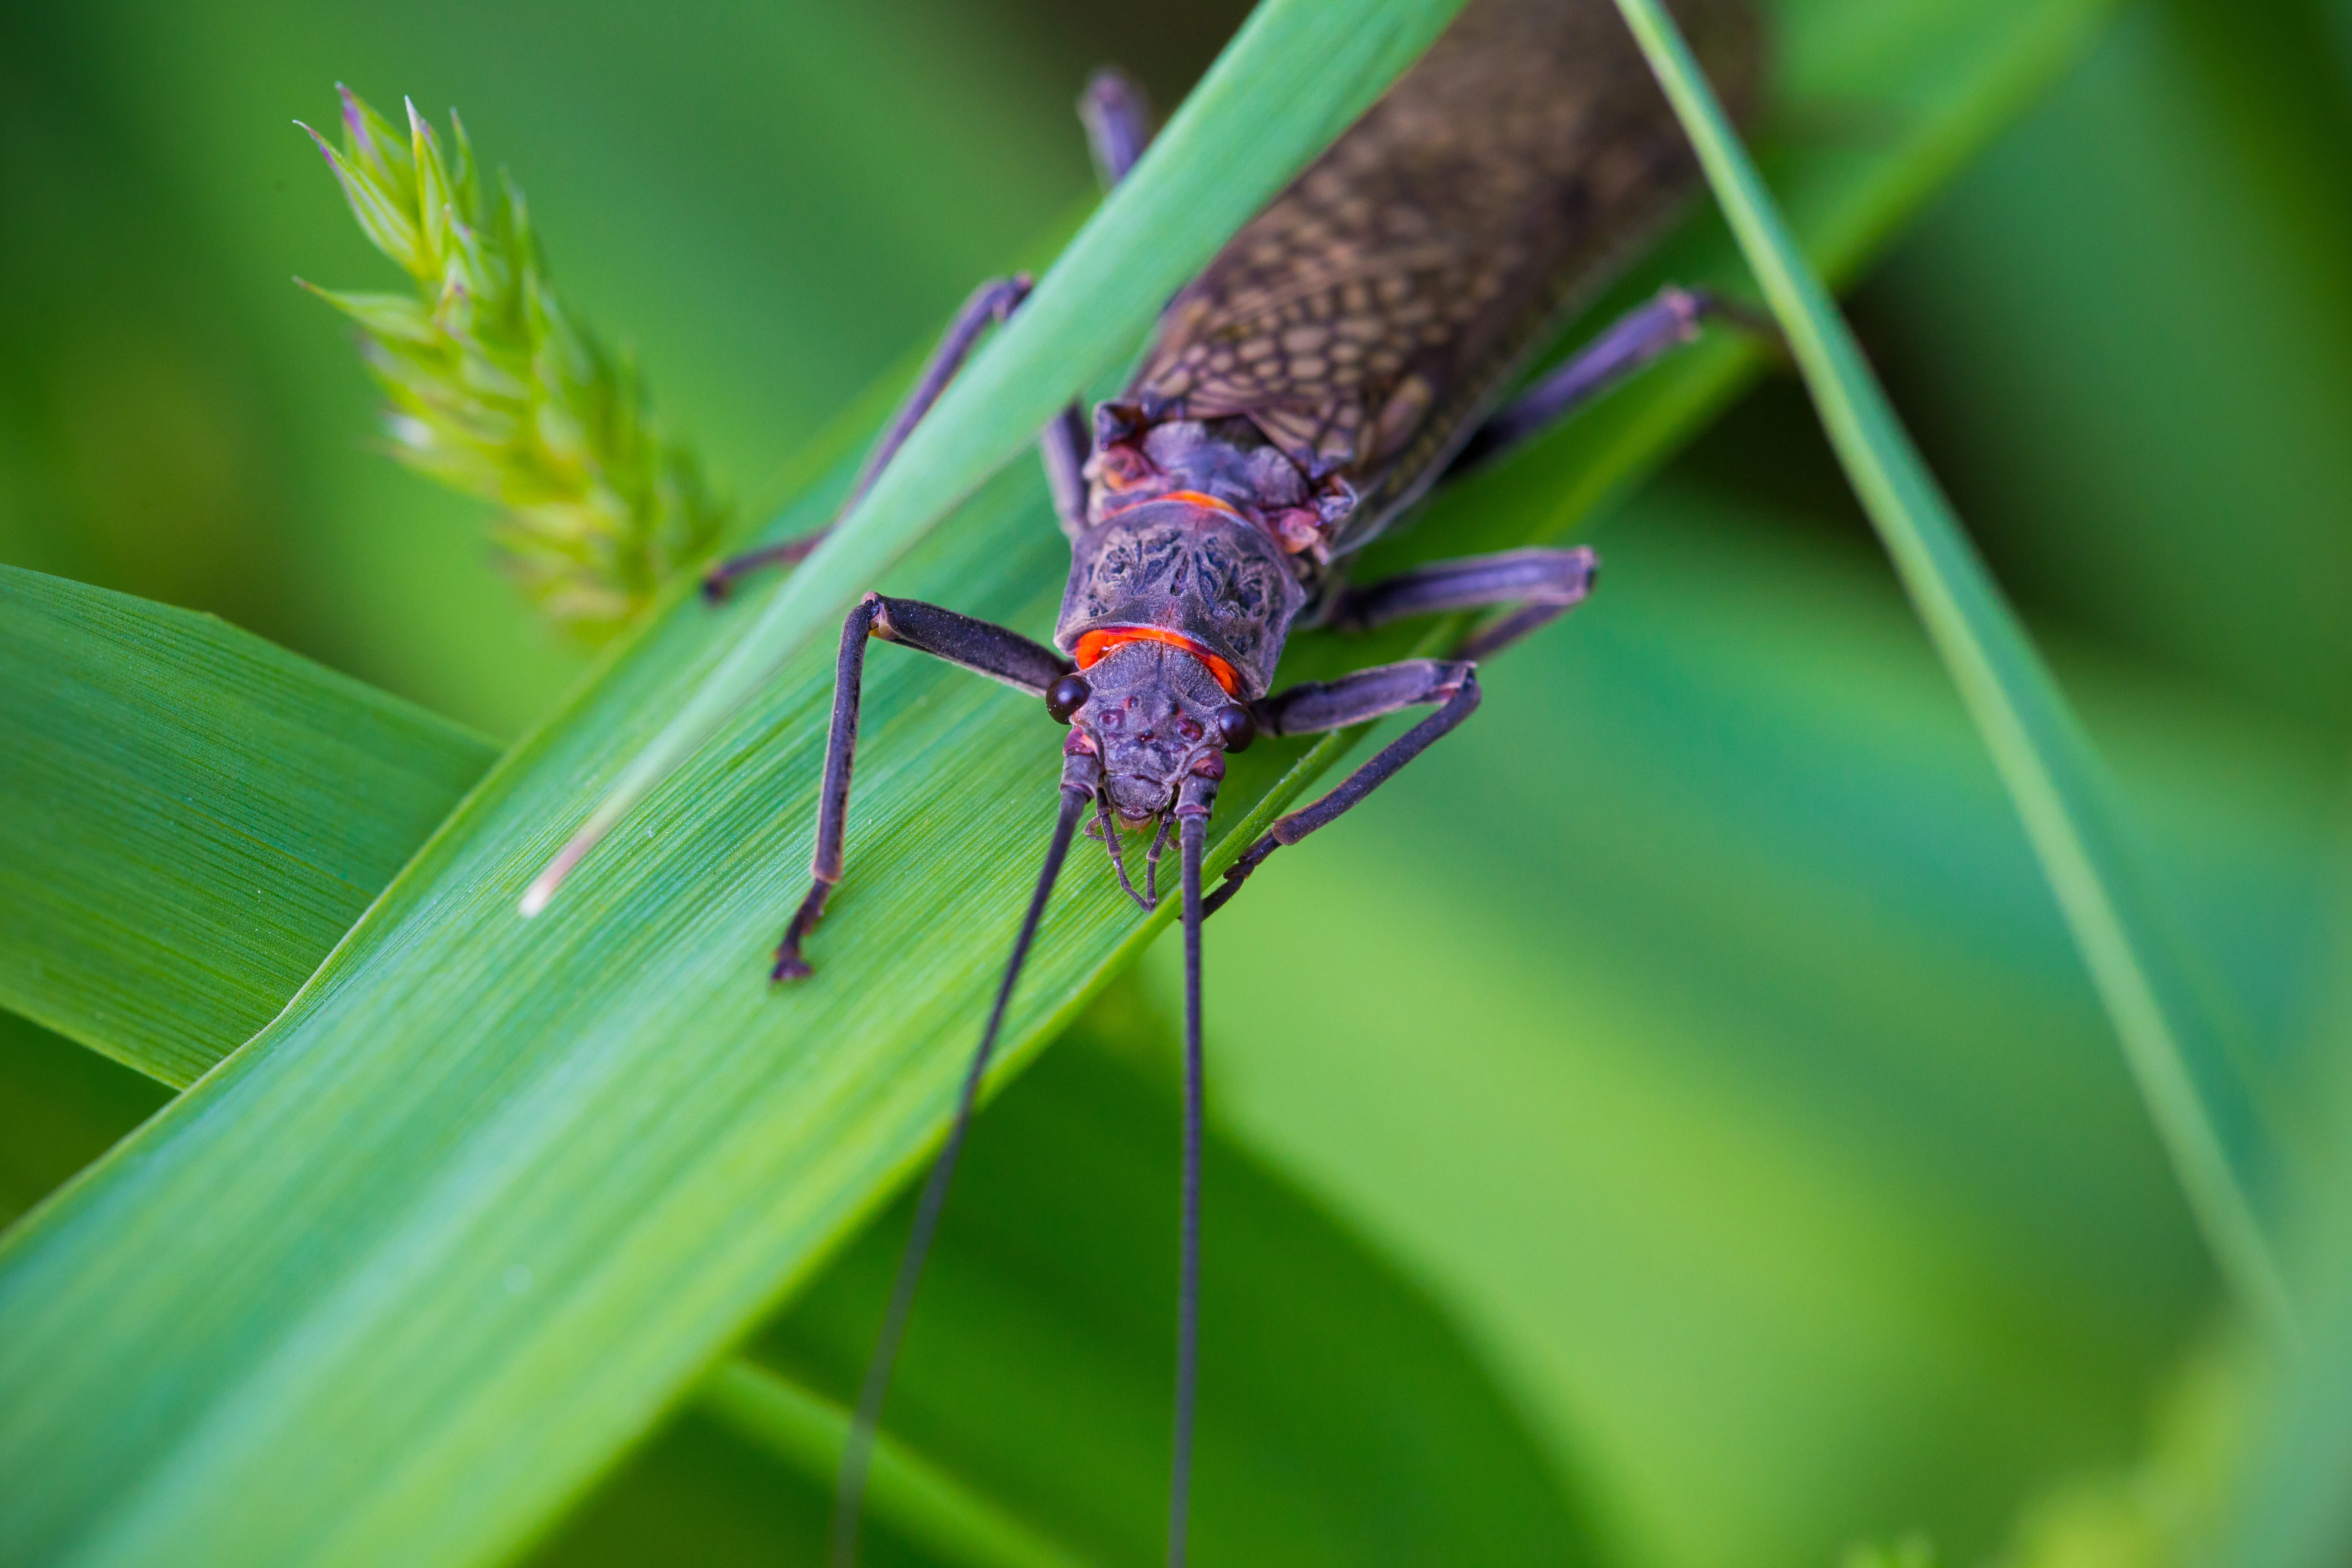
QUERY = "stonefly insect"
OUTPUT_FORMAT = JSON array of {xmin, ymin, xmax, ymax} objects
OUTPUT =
[{"xmin": 545, "ymin": 0, "xmax": 1754, "ymax": 1560}]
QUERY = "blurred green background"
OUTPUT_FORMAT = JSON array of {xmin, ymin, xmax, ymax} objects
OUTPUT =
[{"xmin": 5, "ymin": 0, "xmax": 2351, "ymax": 1564}]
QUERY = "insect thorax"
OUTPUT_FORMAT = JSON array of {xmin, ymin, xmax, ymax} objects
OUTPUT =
[{"xmin": 1056, "ymin": 497, "xmax": 1308, "ymax": 702}]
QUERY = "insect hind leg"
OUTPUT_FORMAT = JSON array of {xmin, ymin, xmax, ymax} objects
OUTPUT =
[
  {"xmin": 1442, "ymin": 286, "xmax": 1760, "ymax": 480},
  {"xmin": 1079, "ymin": 68, "xmax": 1153, "ymax": 190},
  {"xmin": 703, "ymin": 275, "xmax": 1032, "ymax": 601},
  {"xmin": 711, "ymin": 74, "xmax": 1161, "ymax": 601}
]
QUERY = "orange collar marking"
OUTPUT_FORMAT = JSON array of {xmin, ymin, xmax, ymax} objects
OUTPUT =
[
  {"xmin": 1101, "ymin": 489, "xmax": 1244, "ymax": 522},
  {"xmin": 1073, "ymin": 628, "xmax": 1243, "ymax": 698}
]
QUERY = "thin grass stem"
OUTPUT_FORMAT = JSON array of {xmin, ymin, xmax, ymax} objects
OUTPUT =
[{"xmin": 1606, "ymin": 0, "xmax": 2296, "ymax": 1341}]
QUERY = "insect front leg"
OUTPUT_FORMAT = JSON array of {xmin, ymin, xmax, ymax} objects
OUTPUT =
[
  {"xmin": 1204, "ymin": 658, "xmax": 1479, "ymax": 917},
  {"xmin": 1443, "ymin": 286, "xmax": 1748, "ymax": 480},
  {"xmin": 703, "ymin": 276, "xmax": 1035, "ymax": 600},
  {"xmin": 773, "ymin": 592, "xmax": 1073, "ymax": 980},
  {"xmin": 1329, "ymin": 544, "xmax": 1598, "ymax": 661}
]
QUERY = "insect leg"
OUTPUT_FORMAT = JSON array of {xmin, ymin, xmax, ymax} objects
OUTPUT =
[
  {"xmin": 1035, "ymin": 69, "xmax": 1159, "ymax": 538},
  {"xmin": 703, "ymin": 275, "xmax": 1034, "ymax": 600},
  {"xmin": 772, "ymin": 592, "xmax": 1073, "ymax": 982},
  {"xmin": 1329, "ymin": 544, "xmax": 1598, "ymax": 661},
  {"xmin": 718, "ymin": 72, "xmax": 1157, "ymax": 597},
  {"xmin": 1204, "ymin": 659, "xmax": 1479, "ymax": 916},
  {"xmin": 1079, "ymin": 68, "xmax": 1154, "ymax": 190},
  {"xmin": 1443, "ymin": 286, "xmax": 1725, "ymax": 480},
  {"xmin": 1041, "ymin": 403, "xmax": 1091, "ymax": 536}
]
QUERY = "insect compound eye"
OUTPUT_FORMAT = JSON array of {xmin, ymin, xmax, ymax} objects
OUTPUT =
[
  {"xmin": 1045, "ymin": 674, "xmax": 1091, "ymax": 724},
  {"xmin": 1215, "ymin": 703, "xmax": 1257, "ymax": 752}
]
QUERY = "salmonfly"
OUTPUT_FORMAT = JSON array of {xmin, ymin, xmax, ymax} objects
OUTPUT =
[{"xmin": 551, "ymin": 0, "xmax": 1755, "ymax": 1560}]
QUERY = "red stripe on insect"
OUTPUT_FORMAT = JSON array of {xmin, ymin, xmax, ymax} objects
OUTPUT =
[
  {"xmin": 1101, "ymin": 489, "xmax": 1244, "ymax": 521},
  {"xmin": 1072, "ymin": 628, "xmax": 1243, "ymax": 698}
]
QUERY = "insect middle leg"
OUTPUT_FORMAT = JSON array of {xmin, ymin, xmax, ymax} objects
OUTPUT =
[
  {"xmin": 1327, "ymin": 544, "xmax": 1598, "ymax": 661},
  {"xmin": 1204, "ymin": 658, "xmax": 1480, "ymax": 916},
  {"xmin": 773, "ymin": 593, "xmax": 1073, "ymax": 980},
  {"xmin": 1210, "ymin": 535, "xmax": 1611, "ymax": 916}
]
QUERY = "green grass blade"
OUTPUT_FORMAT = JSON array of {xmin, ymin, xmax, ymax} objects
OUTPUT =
[
  {"xmin": 1605, "ymin": 0, "xmax": 2296, "ymax": 1341},
  {"xmin": 0, "ymin": 566, "xmax": 495, "ymax": 1087},
  {"xmin": 0, "ymin": 0, "xmax": 2122, "ymax": 1561},
  {"xmin": 524, "ymin": 0, "xmax": 1474, "ymax": 908}
]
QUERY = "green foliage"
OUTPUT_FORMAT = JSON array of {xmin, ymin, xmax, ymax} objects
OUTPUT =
[
  {"xmin": 0, "ymin": 0, "xmax": 2117, "ymax": 1558},
  {"xmin": 6, "ymin": 0, "xmax": 2351, "ymax": 1565},
  {"xmin": 1607, "ymin": 0, "xmax": 2294, "ymax": 1339},
  {"xmin": 1840, "ymin": 1537, "xmax": 1936, "ymax": 1568},
  {"xmin": 737, "ymin": 1026, "xmax": 1595, "ymax": 1568},
  {"xmin": 689, "ymin": 1360, "xmax": 1091, "ymax": 1568},
  {"xmin": 303, "ymin": 88, "xmax": 727, "ymax": 640},
  {"xmin": 2001, "ymin": 1340, "xmax": 2245, "ymax": 1568},
  {"xmin": 0, "ymin": 1014, "xmax": 169, "ymax": 1232},
  {"xmin": 0, "ymin": 561, "xmax": 1588, "ymax": 1563},
  {"xmin": 0, "ymin": 565, "xmax": 493, "ymax": 1085},
  {"xmin": 0, "ymin": 5, "xmax": 1556, "ymax": 1562},
  {"xmin": 1176, "ymin": 489, "xmax": 2332, "ymax": 1566},
  {"xmin": 2213, "ymin": 903, "xmax": 2352, "ymax": 1568}
]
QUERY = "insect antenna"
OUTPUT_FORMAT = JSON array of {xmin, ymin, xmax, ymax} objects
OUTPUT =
[
  {"xmin": 831, "ymin": 778, "xmax": 1093, "ymax": 1568},
  {"xmin": 1096, "ymin": 791, "xmax": 1155, "ymax": 910},
  {"xmin": 1167, "ymin": 798, "xmax": 1210, "ymax": 1568}
]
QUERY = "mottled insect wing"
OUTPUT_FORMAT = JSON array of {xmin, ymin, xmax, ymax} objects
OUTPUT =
[{"xmin": 1130, "ymin": 0, "xmax": 1761, "ymax": 554}]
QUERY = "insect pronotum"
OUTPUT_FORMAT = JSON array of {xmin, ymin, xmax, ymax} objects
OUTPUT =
[{"xmin": 537, "ymin": 0, "xmax": 1758, "ymax": 1559}]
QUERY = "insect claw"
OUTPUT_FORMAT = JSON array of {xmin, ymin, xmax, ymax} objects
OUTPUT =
[{"xmin": 769, "ymin": 878, "xmax": 833, "ymax": 983}]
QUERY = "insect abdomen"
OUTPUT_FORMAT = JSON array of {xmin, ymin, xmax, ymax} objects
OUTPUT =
[{"xmin": 1128, "ymin": 0, "xmax": 1761, "ymax": 553}]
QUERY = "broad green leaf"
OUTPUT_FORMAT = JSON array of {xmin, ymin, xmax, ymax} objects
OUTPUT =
[
  {"xmin": 0, "ymin": 567, "xmax": 495, "ymax": 1087},
  {"xmin": 0, "ymin": 568, "xmax": 1076, "ymax": 1562},
  {"xmin": 0, "ymin": 0, "xmax": 2122, "ymax": 1563},
  {"xmin": 1605, "ymin": 0, "xmax": 2297, "ymax": 1337}
]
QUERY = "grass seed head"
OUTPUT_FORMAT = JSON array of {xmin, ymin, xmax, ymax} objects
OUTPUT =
[{"xmin": 300, "ymin": 86, "xmax": 726, "ymax": 643}]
